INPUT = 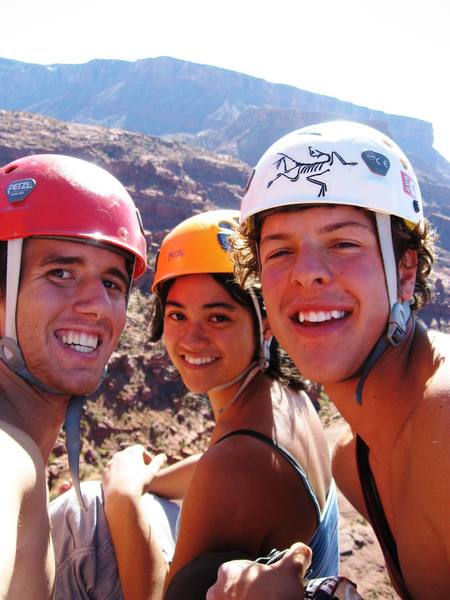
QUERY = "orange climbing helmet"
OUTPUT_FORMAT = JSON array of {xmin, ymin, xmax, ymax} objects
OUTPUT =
[{"xmin": 152, "ymin": 209, "xmax": 239, "ymax": 292}]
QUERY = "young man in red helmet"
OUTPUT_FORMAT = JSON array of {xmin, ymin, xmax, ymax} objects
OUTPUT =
[
  {"xmin": 0, "ymin": 155, "xmax": 169, "ymax": 598},
  {"xmin": 207, "ymin": 122, "xmax": 449, "ymax": 599}
]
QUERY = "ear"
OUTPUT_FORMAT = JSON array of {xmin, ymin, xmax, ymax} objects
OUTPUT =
[
  {"xmin": 398, "ymin": 249, "xmax": 418, "ymax": 302},
  {"xmin": 262, "ymin": 317, "xmax": 273, "ymax": 340}
]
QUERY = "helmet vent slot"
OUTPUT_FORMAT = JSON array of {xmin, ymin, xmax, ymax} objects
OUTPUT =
[{"xmin": 4, "ymin": 165, "xmax": 18, "ymax": 174}]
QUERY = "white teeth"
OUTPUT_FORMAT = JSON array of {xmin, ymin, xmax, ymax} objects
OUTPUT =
[
  {"xmin": 297, "ymin": 310, "xmax": 345, "ymax": 323},
  {"xmin": 60, "ymin": 331, "xmax": 99, "ymax": 353},
  {"xmin": 331, "ymin": 310, "xmax": 344, "ymax": 319},
  {"xmin": 72, "ymin": 344, "xmax": 91, "ymax": 353},
  {"xmin": 184, "ymin": 355, "xmax": 216, "ymax": 365}
]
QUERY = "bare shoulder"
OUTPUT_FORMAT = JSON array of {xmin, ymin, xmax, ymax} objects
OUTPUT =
[
  {"xmin": 332, "ymin": 424, "xmax": 367, "ymax": 518},
  {"xmin": 426, "ymin": 328, "xmax": 450, "ymax": 388},
  {"xmin": 188, "ymin": 433, "xmax": 274, "ymax": 504},
  {"xmin": 409, "ymin": 330, "xmax": 450, "ymax": 527},
  {"xmin": 413, "ymin": 328, "xmax": 449, "ymax": 446},
  {"xmin": 411, "ymin": 380, "xmax": 449, "ymax": 475},
  {"xmin": 168, "ymin": 434, "xmax": 274, "ymax": 585},
  {"xmin": 0, "ymin": 421, "xmax": 45, "ymax": 496},
  {"xmin": 0, "ymin": 423, "xmax": 53, "ymax": 598},
  {"xmin": 178, "ymin": 427, "xmax": 303, "ymax": 540}
]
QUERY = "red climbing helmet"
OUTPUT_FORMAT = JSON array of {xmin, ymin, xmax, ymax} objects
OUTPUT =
[{"xmin": 0, "ymin": 154, "xmax": 147, "ymax": 279}]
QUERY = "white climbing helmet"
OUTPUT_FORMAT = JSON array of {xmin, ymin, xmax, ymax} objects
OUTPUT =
[
  {"xmin": 241, "ymin": 120, "xmax": 423, "ymax": 228},
  {"xmin": 241, "ymin": 121, "xmax": 424, "ymax": 314}
]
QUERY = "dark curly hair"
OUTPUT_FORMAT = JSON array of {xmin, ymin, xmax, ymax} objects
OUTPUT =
[
  {"xmin": 231, "ymin": 207, "xmax": 437, "ymax": 311},
  {"xmin": 149, "ymin": 273, "xmax": 310, "ymax": 392}
]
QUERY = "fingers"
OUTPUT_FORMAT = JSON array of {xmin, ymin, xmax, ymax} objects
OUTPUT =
[
  {"xmin": 102, "ymin": 445, "xmax": 166, "ymax": 497},
  {"xmin": 206, "ymin": 560, "xmax": 254, "ymax": 600},
  {"xmin": 145, "ymin": 452, "xmax": 167, "ymax": 476},
  {"xmin": 107, "ymin": 444, "xmax": 165, "ymax": 467},
  {"xmin": 142, "ymin": 447, "xmax": 166, "ymax": 467},
  {"xmin": 206, "ymin": 544, "xmax": 312, "ymax": 600},
  {"xmin": 277, "ymin": 543, "xmax": 312, "ymax": 581}
]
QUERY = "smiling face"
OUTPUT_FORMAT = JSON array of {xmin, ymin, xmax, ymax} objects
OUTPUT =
[
  {"xmin": 162, "ymin": 274, "xmax": 257, "ymax": 396},
  {"xmin": 259, "ymin": 206, "xmax": 391, "ymax": 385},
  {"xmin": 9, "ymin": 238, "xmax": 129, "ymax": 396}
]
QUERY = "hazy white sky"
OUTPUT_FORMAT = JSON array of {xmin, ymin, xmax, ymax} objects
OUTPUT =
[{"xmin": 1, "ymin": 0, "xmax": 449, "ymax": 161}]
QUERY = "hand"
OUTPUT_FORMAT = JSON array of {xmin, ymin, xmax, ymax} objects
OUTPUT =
[
  {"xmin": 102, "ymin": 444, "xmax": 167, "ymax": 501},
  {"xmin": 206, "ymin": 542, "xmax": 312, "ymax": 600}
]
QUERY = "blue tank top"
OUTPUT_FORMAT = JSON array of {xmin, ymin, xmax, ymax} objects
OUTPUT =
[{"xmin": 217, "ymin": 429, "xmax": 339, "ymax": 578}]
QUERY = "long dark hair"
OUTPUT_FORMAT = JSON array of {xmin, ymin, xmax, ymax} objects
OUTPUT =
[{"xmin": 149, "ymin": 273, "xmax": 310, "ymax": 392}]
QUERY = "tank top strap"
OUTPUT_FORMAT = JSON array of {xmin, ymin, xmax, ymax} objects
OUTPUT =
[{"xmin": 215, "ymin": 428, "xmax": 321, "ymax": 521}]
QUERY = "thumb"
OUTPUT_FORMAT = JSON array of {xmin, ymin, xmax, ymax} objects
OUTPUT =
[
  {"xmin": 273, "ymin": 543, "xmax": 312, "ymax": 581},
  {"xmin": 145, "ymin": 452, "xmax": 167, "ymax": 476}
]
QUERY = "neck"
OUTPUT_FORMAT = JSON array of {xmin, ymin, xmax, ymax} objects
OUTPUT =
[
  {"xmin": 0, "ymin": 361, "xmax": 70, "ymax": 462},
  {"xmin": 325, "ymin": 319, "xmax": 419, "ymax": 449},
  {"xmin": 32, "ymin": 390, "xmax": 71, "ymax": 461},
  {"xmin": 208, "ymin": 363, "xmax": 261, "ymax": 421}
]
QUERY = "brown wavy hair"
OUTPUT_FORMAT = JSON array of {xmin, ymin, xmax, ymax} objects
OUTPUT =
[{"xmin": 230, "ymin": 207, "xmax": 437, "ymax": 311}]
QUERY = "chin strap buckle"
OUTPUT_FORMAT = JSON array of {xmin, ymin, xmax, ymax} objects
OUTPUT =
[
  {"xmin": 0, "ymin": 336, "xmax": 26, "ymax": 370},
  {"xmin": 386, "ymin": 301, "xmax": 410, "ymax": 346},
  {"xmin": 259, "ymin": 337, "xmax": 272, "ymax": 372},
  {"xmin": 355, "ymin": 301, "xmax": 412, "ymax": 405}
]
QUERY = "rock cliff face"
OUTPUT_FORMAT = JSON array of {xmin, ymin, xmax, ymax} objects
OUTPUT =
[
  {"xmin": 0, "ymin": 109, "xmax": 248, "ymax": 233},
  {"xmin": 1, "ymin": 56, "xmax": 447, "ymax": 176}
]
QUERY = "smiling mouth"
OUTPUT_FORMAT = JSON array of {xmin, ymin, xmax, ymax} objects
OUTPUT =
[
  {"xmin": 295, "ymin": 309, "xmax": 347, "ymax": 324},
  {"xmin": 183, "ymin": 355, "xmax": 218, "ymax": 366},
  {"xmin": 58, "ymin": 330, "xmax": 99, "ymax": 354}
]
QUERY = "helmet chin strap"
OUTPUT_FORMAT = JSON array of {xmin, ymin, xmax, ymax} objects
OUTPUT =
[
  {"xmin": 0, "ymin": 239, "xmax": 107, "ymax": 510},
  {"xmin": 4, "ymin": 239, "xmax": 22, "ymax": 342},
  {"xmin": 355, "ymin": 214, "xmax": 411, "ymax": 404}
]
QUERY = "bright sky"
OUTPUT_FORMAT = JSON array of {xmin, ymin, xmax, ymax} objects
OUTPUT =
[{"xmin": 1, "ymin": 0, "xmax": 449, "ymax": 162}]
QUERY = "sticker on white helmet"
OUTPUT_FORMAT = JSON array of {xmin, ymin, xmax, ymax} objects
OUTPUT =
[
  {"xmin": 361, "ymin": 151, "xmax": 390, "ymax": 176},
  {"xmin": 401, "ymin": 171, "xmax": 421, "ymax": 213},
  {"xmin": 266, "ymin": 147, "xmax": 358, "ymax": 198}
]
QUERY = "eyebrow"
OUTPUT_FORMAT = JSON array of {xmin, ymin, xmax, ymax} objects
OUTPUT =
[
  {"xmin": 319, "ymin": 220, "xmax": 372, "ymax": 234},
  {"xmin": 261, "ymin": 220, "xmax": 372, "ymax": 245},
  {"xmin": 39, "ymin": 254, "xmax": 130, "ymax": 287},
  {"xmin": 165, "ymin": 300, "xmax": 237, "ymax": 311}
]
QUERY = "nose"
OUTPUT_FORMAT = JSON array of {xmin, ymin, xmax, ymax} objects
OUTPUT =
[
  {"xmin": 289, "ymin": 249, "xmax": 332, "ymax": 289},
  {"xmin": 181, "ymin": 321, "xmax": 208, "ymax": 349},
  {"xmin": 72, "ymin": 278, "xmax": 112, "ymax": 319}
]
